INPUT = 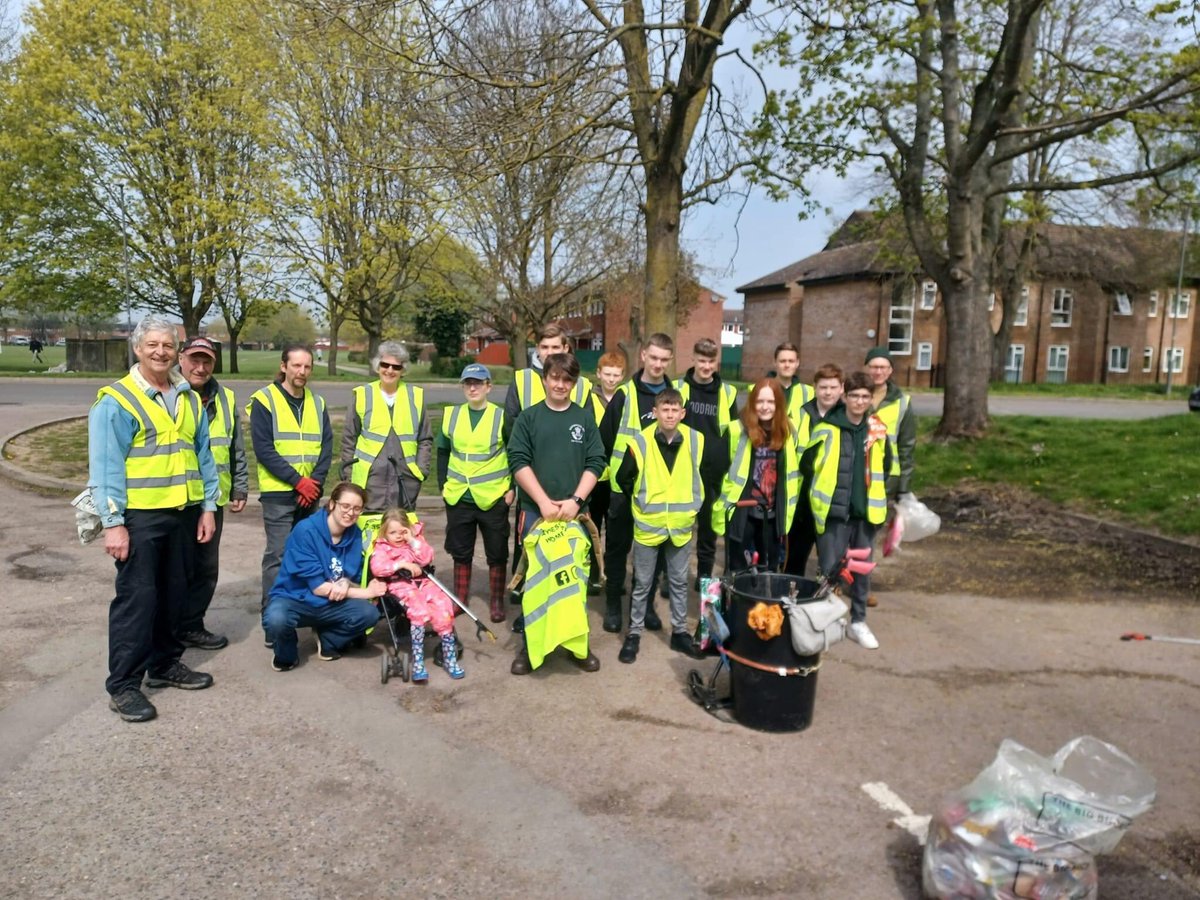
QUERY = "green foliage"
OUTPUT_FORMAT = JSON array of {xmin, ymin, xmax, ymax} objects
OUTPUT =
[
  {"xmin": 414, "ymin": 307, "xmax": 470, "ymax": 358},
  {"xmin": 429, "ymin": 354, "xmax": 475, "ymax": 378},
  {"xmin": 913, "ymin": 414, "xmax": 1200, "ymax": 537}
]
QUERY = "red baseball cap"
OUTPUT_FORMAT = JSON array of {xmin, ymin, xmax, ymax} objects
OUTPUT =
[{"xmin": 180, "ymin": 336, "xmax": 217, "ymax": 358}]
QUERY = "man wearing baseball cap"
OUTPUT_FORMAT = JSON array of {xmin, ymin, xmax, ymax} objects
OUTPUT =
[
  {"xmin": 434, "ymin": 362, "xmax": 514, "ymax": 624},
  {"xmin": 175, "ymin": 336, "xmax": 249, "ymax": 650}
]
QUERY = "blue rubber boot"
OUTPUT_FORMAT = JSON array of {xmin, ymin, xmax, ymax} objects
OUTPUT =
[
  {"xmin": 410, "ymin": 623, "xmax": 428, "ymax": 684},
  {"xmin": 442, "ymin": 632, "xmax": 465, "ymax": 680}
]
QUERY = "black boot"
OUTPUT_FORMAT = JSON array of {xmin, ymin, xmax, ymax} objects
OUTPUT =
[
  {"xmin": 602, "ymin": 596, "xmax": 622, "ymax": 633},
  {"xmin": 644, "ymin": 598, "xmax": 663, "ymax": 632}
]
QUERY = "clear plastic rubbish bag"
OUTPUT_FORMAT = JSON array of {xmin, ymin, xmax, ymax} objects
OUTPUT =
[
  {"xmin": 923, "ymin": 736, "xmax": 1156, "ymax": 900},
  {"xmin": 897, "ymin": 493, "xmax": 940, "ymax": 542}
]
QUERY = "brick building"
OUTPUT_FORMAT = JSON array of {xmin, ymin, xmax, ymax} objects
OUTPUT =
[{"xmin": 737, "ymin": 216, "xmax": 1199, "ymax": 387}]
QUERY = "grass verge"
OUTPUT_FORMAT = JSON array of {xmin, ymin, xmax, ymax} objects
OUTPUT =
[{"xmin": 912, "ymin": 414, "xmax": 1200, "ymax": 538}]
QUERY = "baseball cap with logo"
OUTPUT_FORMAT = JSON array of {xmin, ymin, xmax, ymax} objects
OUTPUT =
[
  {"xmin": 459, "ymin": 362, "xmax": 491, "ymax": 382},
  {"xmin": 180, "ymin": 336, "xmax": 217, "ymax": 358}
]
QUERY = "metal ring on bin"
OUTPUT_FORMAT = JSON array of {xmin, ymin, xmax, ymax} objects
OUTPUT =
[{"xmin": 720, "ymin": 646, "xmax": 822, "ymax": 677}]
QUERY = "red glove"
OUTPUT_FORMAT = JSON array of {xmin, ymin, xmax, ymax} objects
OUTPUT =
[{"xmin": 295, "ymin": 477, "xmax": 321, "ymax": 507}]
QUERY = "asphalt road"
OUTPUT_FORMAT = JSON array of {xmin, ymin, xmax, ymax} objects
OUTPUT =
[
  {"xmin": 1, "ymin": 377, "xmax": 1194, "ymax": 420},
  {"xmin": 1, "ymin": 387, "xmax": 1198, "ymax": 898}
]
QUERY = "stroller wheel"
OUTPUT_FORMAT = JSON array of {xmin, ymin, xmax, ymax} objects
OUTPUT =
[
  {"xmin": 400, "ymin": 651, "xmax": 411, "ymax": 683},
  {"xmin": 687, "ymin": 669, "xmax": 705, "ymax": 701},
  {"xmin": 380, "ymin": 651, "xmax": 390, "ymax": 684}
]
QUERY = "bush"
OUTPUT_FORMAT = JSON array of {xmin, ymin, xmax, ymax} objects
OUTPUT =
[
  {"xmin": 347, "ymin": 350, "xmax": 367, "ymax": 364},
  {"xmin": 430, "ymin": 354, "xmax": 475, "ymax": 378}
]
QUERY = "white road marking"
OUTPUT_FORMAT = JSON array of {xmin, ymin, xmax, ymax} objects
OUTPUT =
[{"xmin": 861, "ymin": 781, "xmax": 932, "ymax": 844}]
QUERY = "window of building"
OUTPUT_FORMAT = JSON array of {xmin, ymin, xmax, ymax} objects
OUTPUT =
[
  {"xmin": 1004, "ymin": 344, "xmax": 1025, "ymax": 384},
  {"xmin": 1014, "ymin": 287, "xmax": 1029, "ymax": 326},
  {"xmin": 590, "ymin": 335, "xmax": 603, "ymax": 351},
  {"xmin": 1162, "ymin": 347, "xmax": 1184, "ymax": 374},
  {"xmin": 920, "ymin": 280, "xmax": 937, "ymax": 311},
  {"xmin": 1107, "ymin": 346, "xmax": 1129, "ymax": 373},
  {"xmin": 1051, "ymin": 288, "xmax": 1073, "ymax": 327},
  {"xmin": 1112, "ymin": 292, "xmax": 1132, "ymax": 316},
  {"xmin": 1142, "ymin": 347, "xmax": 1154, "ymax": 372},
  {"xmin": 1169, "ymin": 291, "xmax": 1192, "ymax": 319},
  {"xmin": 1047, "ymin": 345, "xmax": 1069, "ymax": 383},
  {"xmin": 987, "ymin": 292, "xmax": 995, "ymax": 311},
  {"xmin": 1148, "ymin": 291, "xmax": 1158, "ymax": 317},
  {"xmin": 889, "ymin": 292, "xmax": 914, "ymax": 355},
  {"xmin": 916, "ymin": 342, "xmax": 933, "ymax": 370}
]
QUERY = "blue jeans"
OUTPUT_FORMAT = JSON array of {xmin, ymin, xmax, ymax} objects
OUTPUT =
[{"xmin": 262, "ymin": 597, "xmax": 380, "ymax": 664}]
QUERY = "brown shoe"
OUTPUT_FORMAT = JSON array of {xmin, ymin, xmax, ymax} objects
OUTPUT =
[
  {"xmin": 867, "ymin": 594, "xmax": 879, "ymax": 608},
  {"xmin": 489, "ymin": 596, "xmax": 506, "ymax": 624},
  {"xmin": 510, "ymin": 646, "xmax": 532, "ymax": 676},
  {"xmin": 572, "ymin": 650, "xmax": 600, "ymax": 673}
]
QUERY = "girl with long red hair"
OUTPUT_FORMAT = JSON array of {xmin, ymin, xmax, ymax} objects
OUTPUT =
[{"xmin": 711, "ymin": 378, "xmax": 801, "ymax": 571}]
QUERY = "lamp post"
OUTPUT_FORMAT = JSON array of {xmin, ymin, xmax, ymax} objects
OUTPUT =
[{"xmin": 1166, "ymin": 207, "xmax": 1192, "ymax": 398}]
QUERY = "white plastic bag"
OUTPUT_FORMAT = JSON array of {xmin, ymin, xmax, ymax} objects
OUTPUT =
[
  {"xmin": 923, "ymin": 736, "xmax": 1156, "ymax": 900},
  {"xmin": 897, "ymin": 492, "xmax": 941, "ymax": 542},
  {"xmin": 71, "ymin": 488, "xmax": 104, "ymax": 545}
]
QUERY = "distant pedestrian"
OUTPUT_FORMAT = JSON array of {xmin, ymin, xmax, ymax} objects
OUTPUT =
[{"xmin": 29, "ymin": 338, "xmax": 44, "ymax": 364}]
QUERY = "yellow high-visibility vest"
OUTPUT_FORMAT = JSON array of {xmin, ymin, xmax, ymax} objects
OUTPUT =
[
  {"xmin": 711, "ymin": 421, "xmax": 800, "ymax": 536},
  {"xmin": 97, "ymin": 375, "xmax": 204, "ymax": 510},
  {"xmin": 807, "ymin": 421, "xmax": 889, "ymax": 533},
  {"xmin": 521, "ymin": 519, "xmax": 591, "ymax": 669},
  {"xmin": 246, "ymin": 383, "xmax": 326, "ymax": 493},
  {"xmin": 208, "ymin": 386, "xmax": 236, "ymax": 506},
  {"xmin": 607, "ymin": 382, "xmax": 643, "ymax": 489},
  {"xmin": 515, "ymin": 367, "xmax": 593, "ymax": 411},
  {"xmin": 628, "ymin": 424, "xmax": 704, "ymax": 547},
  {"xmin": 871, "ymin": 391, "xmax": 908, "ymax": 479},
  {"xmin": 441, "ymin": 402, "xmax": 510, "ymax": 510},
  {"xmin": 349, "ymin": 382, "xmax": 425, "ymax": 484}
]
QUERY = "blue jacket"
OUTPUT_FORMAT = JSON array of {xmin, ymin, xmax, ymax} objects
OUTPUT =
[{"xmin": 269, "ymin": 508, "xmax": 365, "ymax": 607}]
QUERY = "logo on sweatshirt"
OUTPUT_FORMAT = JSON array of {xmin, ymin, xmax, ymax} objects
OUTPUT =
[
  {"xmin": 569, "ymin": 424, "xmax": 585, "ymax": 443},
  {"xmin": 330, "ymin": 556, "xmax": 344, "ymax": 581}
]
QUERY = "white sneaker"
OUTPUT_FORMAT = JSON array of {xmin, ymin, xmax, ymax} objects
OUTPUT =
[{"xmin": 847, "ymin": 621, "xmax": 879, "ymax": 650}]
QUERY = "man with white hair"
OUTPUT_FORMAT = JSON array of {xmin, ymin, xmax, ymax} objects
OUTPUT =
[{"xmin": 88, "ymin": 316, "xmax": 220, "ymax": 722}]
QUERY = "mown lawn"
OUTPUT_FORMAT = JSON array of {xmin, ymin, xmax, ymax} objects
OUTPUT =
[{"xmin": 912, "ymin": 414, "xmax": 1200, "ymax": 537}]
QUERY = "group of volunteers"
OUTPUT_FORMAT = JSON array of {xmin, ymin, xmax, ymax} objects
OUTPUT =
[{"xmin": 87, "ymin": 315, "xmax": 914, "ymax": 723}]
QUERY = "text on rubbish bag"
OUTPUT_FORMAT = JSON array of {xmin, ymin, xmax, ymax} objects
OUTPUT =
[{"xmin": 1036, "ymin": 793, "xmax": 1132, "ymax": 833}]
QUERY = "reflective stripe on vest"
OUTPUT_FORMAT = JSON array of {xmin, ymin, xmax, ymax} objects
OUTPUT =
[
  {"xmin": 872, "ymin": 390, "xmax": 909, "ymax": 478},
  {"xmin": 607, "ymin": 382, "xmax": 643, "ymax": 487},
  {"xmin": 807, "ymin": 423, "xmax": 889, "ymax": 533},
  {"xmin": 440, "ymin": 403, "xmax": 510, "ymax": 509},
  {"xmin": 98, "ymin": 375, "xmax": 204, "ymax": 509},
  {"xmin": 246, "ymin": 384, "xmax": 325, "ymax": 493},
  {"xmin": 520, "ymin": 519, "xmax": 590, "ymax": 670},
  {"xmin": 208, "ymin": 386, "xmax": 236, "ymax": 506},
  {"xmin": 786, "ymin": 382, "xmax": 814, "ymax": 431},
  {"xmin": 350, "ymin": 382, "xmax": 424, "ymax": 484},
  {"xmin": 629, "ymin": 424, "xmax": 704, "ymax": 547},
  {"xmin": 516, "ymin": 367, "xmax": 593, "ymax": 411}
]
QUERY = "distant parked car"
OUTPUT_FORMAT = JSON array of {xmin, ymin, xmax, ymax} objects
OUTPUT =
[
  {"xmin": 1189, "ymin": 385, "xmax": 1200, "ymax": 412},
  {"xmin": 54, "ymin": 337, "xmax": 66, "ymax": 346},
  {"xmin": 8, "ymin": 335, "xmax": 29, "ymax": 345}
]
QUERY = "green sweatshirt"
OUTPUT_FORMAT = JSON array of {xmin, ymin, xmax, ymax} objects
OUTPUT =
[{"xmin": 506, "ymin": 400, "xmax": 606, "ymax": 513}]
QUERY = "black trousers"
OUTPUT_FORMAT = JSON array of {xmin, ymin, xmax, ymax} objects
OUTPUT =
[
  {"xmin": 726, "ymin": 514, "xmax": 783, "ymax": 574},
  {"xmin": 604, "ymin": 492, "xmax": 634, "ymax": 603},
  {"xmin": 107, "ymin": 506, "xmax": 198, "ymax": 694},
  {"xmin": 695, "ymin": 476, "xmax": 720, "ymax": 578},
  {"xmin": 180, "ymin": 505, "xmax": 223, "ymax": 634},
  {"xmin": 445, "ymin": 499, "xmax": 510, "ymax": 566},
  {"xmin": 784, "ymin": 501, "xmax": 817, "ymax": 577}
]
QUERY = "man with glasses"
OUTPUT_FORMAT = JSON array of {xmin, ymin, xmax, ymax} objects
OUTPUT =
[
  {"xmin": 341, "ymin": 341, "xmax": 431, "ymax": 513},
  {"xmin": 174, "ymin": 336, "xmax": 248, "ymax": 650},
  {"xmin": 802, "ymin": 371, "xmax": 894, "ymax": 650}
]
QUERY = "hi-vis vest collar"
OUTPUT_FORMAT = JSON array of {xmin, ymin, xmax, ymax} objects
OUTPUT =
[{"xmin": 516, "ymin": 367, "xmax": 592, "ymax": 410}]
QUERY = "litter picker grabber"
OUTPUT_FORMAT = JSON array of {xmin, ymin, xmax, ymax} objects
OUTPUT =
[
  {"xmin": 1120, "ymin": 632, "xmax": 1200, "ymax": 646},
  {"xmin": 422, "ymin": 567, "xmax": 497, "ymax": 643}
]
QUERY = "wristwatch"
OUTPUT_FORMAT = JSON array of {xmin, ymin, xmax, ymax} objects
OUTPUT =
[{"xmin": 571, "ymin": 495, "xmax": 586, "ymax": 505}]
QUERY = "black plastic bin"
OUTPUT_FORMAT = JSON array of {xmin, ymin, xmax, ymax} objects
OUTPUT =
[{"xmin": 726, "ymin": 573, "xmax": 821, "ymax": 733}]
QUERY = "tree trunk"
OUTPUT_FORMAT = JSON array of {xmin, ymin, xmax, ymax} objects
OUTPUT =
[
  {"xmin": 227, "ymin": 327, "xmax": 240, "ymax": 373},
  {"xmin": 938, "ymin": 275, "xmax": 992, "ymax": 438},
  {"xmin": 643, "ymin": 170, "xmax": 683, "ymax": 344}
]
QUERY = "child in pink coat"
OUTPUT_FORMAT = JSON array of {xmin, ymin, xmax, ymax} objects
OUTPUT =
[{"xmin": 370, "ymin": 509, "xmax": 463, "ymax": 682}]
